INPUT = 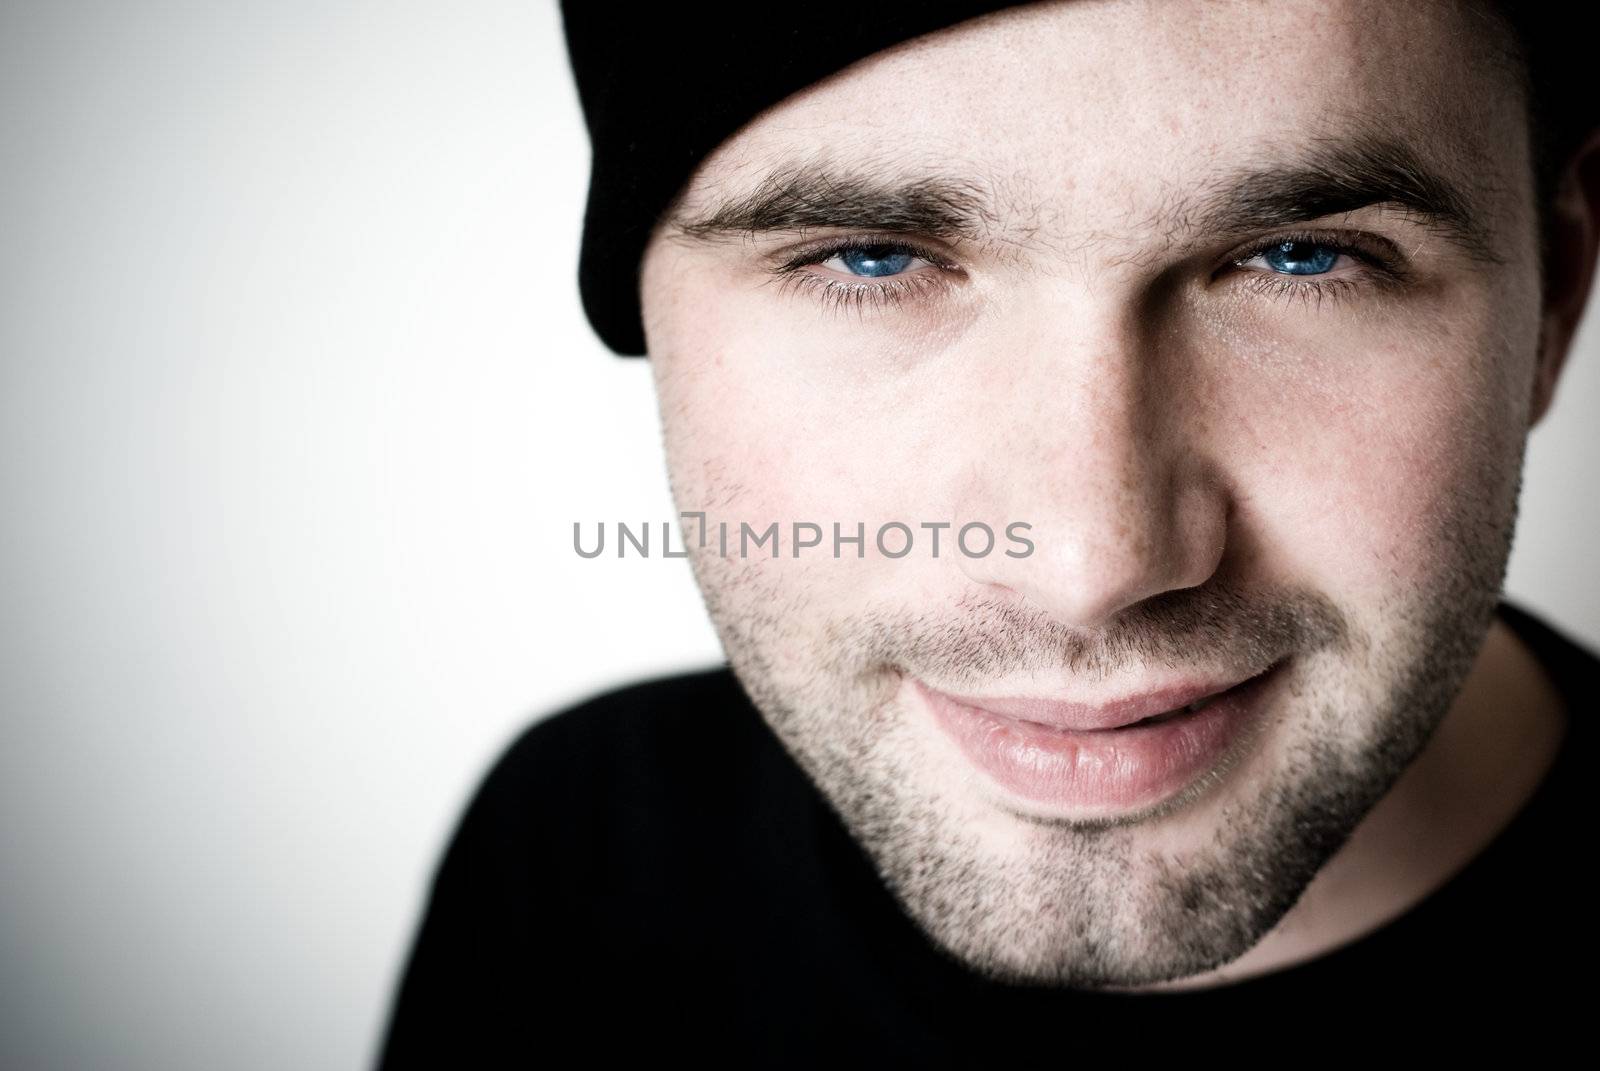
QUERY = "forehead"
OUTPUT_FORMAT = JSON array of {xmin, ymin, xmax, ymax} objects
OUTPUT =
[{"xmin": 667, "ymin": 0, "xmax": 1527, "ymax": 247}]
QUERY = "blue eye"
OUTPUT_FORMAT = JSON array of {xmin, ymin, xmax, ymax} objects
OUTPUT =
[
  {"xmin": 1259, "ymin": 240, "xmax": 1340, "ymax": 276},
  {"xmin": 773, "ymin": 238, "xmax": 956, "ymax": 314},
  {"xmin": 830, "ymin": 245, "xmax": 917, "ymax": 278}
]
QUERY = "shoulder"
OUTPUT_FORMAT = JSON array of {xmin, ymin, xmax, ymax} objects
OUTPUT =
[
  {"xmin": 408, "ymin": 663, "xmax": 767, "ymax": 932},
  {"xmin": 482, "ymin": 663, "xmax": 754, "ymax": 781},
  {"xmin": 378, "ymin": 667, "xmax": 756, "ymax": 1066},
  {"xmin": 454, "ymin": 664, "xmax": 764, "ymax": 842},
  {"xmin": 511, "ymin": 662, "xmax": 751, "ymax": 747},
  {"xmin": 1496, "ymin": 599, "xmax": 1600, "ymax": 715}
]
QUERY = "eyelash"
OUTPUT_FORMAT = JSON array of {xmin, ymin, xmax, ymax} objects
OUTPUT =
[
  {"xmin": 1226, "ymin": 229, "xmax": 1405, "ymax": 310},
  {"xmin": 770, "ymin": 230, "xmax": 1404, "ymax": 314},
  {"xmin": 770, "ymin": 238, "xmax": 962, "ymax": 315}
]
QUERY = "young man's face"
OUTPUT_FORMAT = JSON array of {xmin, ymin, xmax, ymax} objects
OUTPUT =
[{"xmin": 638, "ymin": 0, "xmax": 1552, "ymax": 986}]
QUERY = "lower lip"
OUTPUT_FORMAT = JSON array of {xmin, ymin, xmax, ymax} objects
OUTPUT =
[{"xmin": 914, "ymin": 666, "xmax": 1282, "ymax": 817}]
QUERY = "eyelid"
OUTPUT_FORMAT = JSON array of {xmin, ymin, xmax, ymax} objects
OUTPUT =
[
  {"xmin": 1217, "ymin": 228, "xmax": 1415, "ymax": 311},
  {"xmin": 1223, "ymin": 227, "xmax": 1405, "ymax": 277},
  {"xmin": 763, "ymin": 235, "xmax": 966, "ymax": 315},
  {"xmin": 773, "ymin": 234, "xmax": 960, "ymax": 274}
]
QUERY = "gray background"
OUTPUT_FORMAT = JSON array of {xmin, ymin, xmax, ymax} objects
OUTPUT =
[{"xmin": 2, "ymin": 3, "xmax": 1594, "ymax": 1069}]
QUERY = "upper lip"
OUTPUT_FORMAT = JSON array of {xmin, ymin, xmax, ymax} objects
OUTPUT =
[{"xmin": 922, "ymin": 669, "xmax": 1268, "ymax": 732}]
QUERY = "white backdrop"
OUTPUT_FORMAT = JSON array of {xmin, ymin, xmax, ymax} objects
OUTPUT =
[{"xmin": 2, "ymin": 3, "xmax": 1595, "ymax": 1068}]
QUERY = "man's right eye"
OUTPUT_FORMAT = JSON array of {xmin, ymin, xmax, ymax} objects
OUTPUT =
[{"xmin": 769, "ymin": 237, "xmax": 961, "ymax": 314}]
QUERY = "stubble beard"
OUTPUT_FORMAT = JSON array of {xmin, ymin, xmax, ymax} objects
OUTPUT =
[{"xmin": 675, "ymin": 463, "xmax": 1521, "ymax": 988}]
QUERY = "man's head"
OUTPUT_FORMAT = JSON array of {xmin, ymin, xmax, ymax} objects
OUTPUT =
[{"xmin": 626, "ymin": 0, "xmax": 1598, "ymax": 986}]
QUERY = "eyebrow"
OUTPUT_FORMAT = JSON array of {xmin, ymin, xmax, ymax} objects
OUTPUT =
[
  {"xmin": 673, "ymin": 168, "xmax": 998, "ymax": 243},
  {"xmin": 668, "ymin": 131, "xmax": 1501, "ymax": 264},
  {"xmin": 1189, "ymin": 131, "xmax": 1500, "ymax": 264}
]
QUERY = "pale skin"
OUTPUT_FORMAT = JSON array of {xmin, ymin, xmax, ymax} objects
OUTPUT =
[{"xmin": 637, "ymin": 0, "xmax": 1599, "ymax": 989}]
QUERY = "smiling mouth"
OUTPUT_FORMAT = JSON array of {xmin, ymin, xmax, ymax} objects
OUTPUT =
[
  {"xmin": 925, "ymin": 664, "xmax": 1275, "ymax": 735},
  {"xmin": 913, "ymin": 661, "xmax": 1288, "ymax": 815}
]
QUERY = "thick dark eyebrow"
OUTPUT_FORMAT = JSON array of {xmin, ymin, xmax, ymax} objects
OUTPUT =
[
  {"xmin": 670, "ymin": 167, "xmax": 999, "ymax": 243},
  {"xmin": 1187, "ymin": 131, "xmax": 1502, "ymax": 265},
  {"xmin": 669, "ymin": 131, "xmax": 1500, "ymax": 264}
]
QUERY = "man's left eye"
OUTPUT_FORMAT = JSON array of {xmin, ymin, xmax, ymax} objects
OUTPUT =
[
  {"xmin": 1245, "ymin": 239, "xmax": 1343, "ymax": 276},
  {"xmin": 823, "ymin": 244, "xmax": 925, "ymax": 278}
]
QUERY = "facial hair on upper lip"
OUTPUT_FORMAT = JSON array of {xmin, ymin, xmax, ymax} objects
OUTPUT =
[{"xmin": 817, "ymin": 581, "xmax": 1352, "ymax": 701}]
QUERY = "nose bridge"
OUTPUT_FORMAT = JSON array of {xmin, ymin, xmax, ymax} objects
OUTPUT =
[
  {"xmin": 1011, "ymin": 303, "xmax": 1171, "ymax": 552},
  {"xmin": 1044, "ymin": 310, "xmax": 1160, "ymax": 503},
  {"xmin": 953, "ymin": 291, "xmax": 1222, "ymax": 628}
]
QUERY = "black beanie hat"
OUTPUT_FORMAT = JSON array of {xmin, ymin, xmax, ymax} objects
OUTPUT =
[{"xmin": 558, "ymin": 3, "xmax": 1032, "ymax": 357}]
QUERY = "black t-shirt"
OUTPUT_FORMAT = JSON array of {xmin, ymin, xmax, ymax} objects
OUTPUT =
[{"xmin": 377, "ymin": 600, "xmax": 1591, "ymax": 1064}]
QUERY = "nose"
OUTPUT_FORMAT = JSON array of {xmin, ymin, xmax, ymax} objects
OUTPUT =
[{"xmin": 952, "ymin": 304, "xmax": 1229, "ymax": 630}]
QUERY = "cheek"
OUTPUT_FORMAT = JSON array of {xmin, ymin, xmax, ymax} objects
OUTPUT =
[
  {"xmin": 645, "ymin": 244, "xmax": 982, "ymax": 499},
  {"xmin": 652, "ymin": 296, "xmax": 942, "ymax": 530},
  {"xmin": 650, "ymin": 311, "xmax": 993, "ymax": 630},
  {"xmin": 1213, "ymin": 301, "xmax": 1529, "ymax": 599}
]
